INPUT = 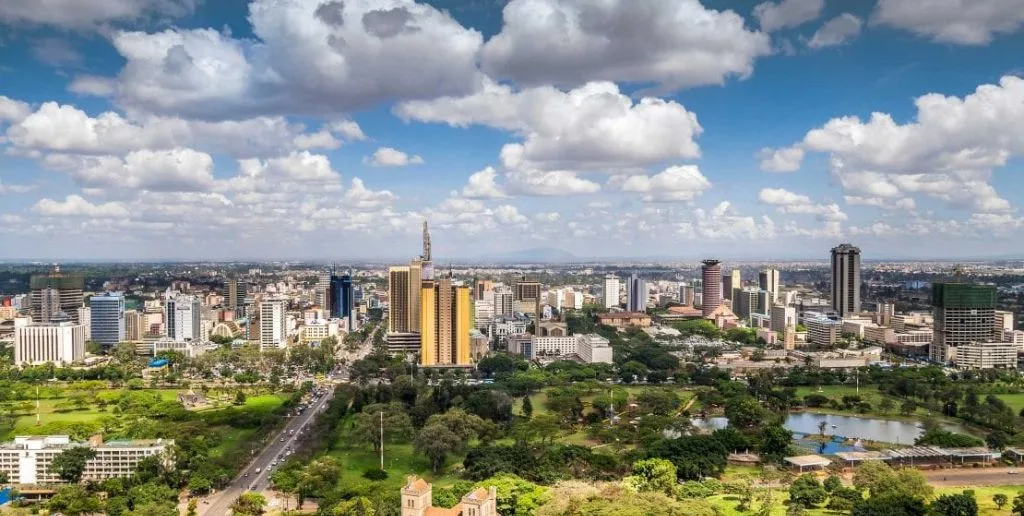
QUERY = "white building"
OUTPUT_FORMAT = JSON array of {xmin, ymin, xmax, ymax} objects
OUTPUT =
[
  {"xmin": 0, "ymin": 435, "xmax": 171, "ymax": 484},
  {"xmin": 770, "ymin": 305, "xmax": 796, "ymax": 332},
  {"xmin": 259, "ymin": 298, "xmax": 288, "ymax": 350},
  {"xmin": 299, "ymin": 319, "xmax": 341, "ymax": 344},
  {"xmin": 996, "ymin": 311, "xmax": 1015, "ymax": 333},
  {"xmin": 603, "ymin": 275, "xmax": 620, "ymax": 309},
  {"xmin": 493, "ymin": 288, "xmax": 514, "ymax": 319},
  {"xmin": 533, "ymin": 336, "xmax": 576, "ymax": 357},
  {"xmin": 152, "ymin": 338, "xmax": 210, "ymax": 358},
  {"xmin": 576, "ymin": 334, "xmax": 613, "ymax": 364},
  {"xmin": 956, "ymin": 341, "xmax": 1018, "ymax": 369},
  {"xmin": 14, "ymin": 320, "xmax": 86, "ymax": 365},
  {"xmin": 474, "ymin": 300, "xmax": 495, "ymax": 330},
  {"xmin": 165, "ymin": 291, "xmax": 201, "ymax": 342},
  {"xmin": 1005, "ymin": 330, "xmax": 1024, "ymax": 350},
  {"xmin": 805, "ymin": 313, "xmax": 841, "ymax": 346}
]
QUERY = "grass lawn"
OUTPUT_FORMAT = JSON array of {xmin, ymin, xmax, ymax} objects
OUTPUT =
[
  {"xmin": 330, "ymin": 440, "xmax": 463, "ymax": 494},
  {"xmin": 793, "ymin": 385, "xmax": 932, "ymax": 419},
  {"xmin": 512, "ymin": 385, "xmax": 697, "ymax": 418},
  {"xmin": 994, "ymin": 393, "xmax": 1024, "ymax": 413},
  {"xmin": 706, "ymin": 485, "xmax": 1024, "ymax": 515}
]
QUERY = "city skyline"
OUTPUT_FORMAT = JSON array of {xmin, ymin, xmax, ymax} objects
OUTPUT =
[{"xmin": 0, "ymin": 1, "xmax": 1023, "ymax": 260}]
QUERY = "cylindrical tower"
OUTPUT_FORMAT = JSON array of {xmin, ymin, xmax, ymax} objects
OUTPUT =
[{"xmin": 701, "ymin": 259, "xmax": 722, "ymax": 317}]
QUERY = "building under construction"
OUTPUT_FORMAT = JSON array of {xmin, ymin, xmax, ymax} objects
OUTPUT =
[{"xmin": 29, "ymin": 266, "xmax": 85, "ymax": 324}]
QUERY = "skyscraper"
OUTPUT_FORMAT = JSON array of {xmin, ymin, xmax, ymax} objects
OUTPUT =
[
  {"xmin": 30, "ymin": 265, "xmax": 84, "ymax": 324},
  {"xmin": 759, "ymin": 267, "xmax": 781, "ymax": 303},
  {"xmin": 603, "ymin": 275, "xmax": 620, "ymax": 309},
  {"xmin": 165, "ymin": 290, "xmax": 201, "ymax": 342},
  {"xmin": 493, "ymin": 287, "xmax": 514, "ymax": 318},
  {"xmin": 388, "ymin": 266, "xmax": 413, "ymax": 334},
  {"xmin": 420, "ymin": 277, "xmax": 471, "ymax": 366},
  {"xmin": 89, "ymin": 292, "xmax": 125, "ymax": 349},
  {"xmin": 513, "ymin": 278, "xmax": 541, "ymax": 316},
  {"xmin": 315, "ymin": 270, "xmax": 331, "ymax": 313},
  {"xmin": 626, "ymin": 273, "xmax": 646, "ymax": 312},
  {"xmin": 330, "ymin": 273, "xmax": 355, "ymax": 329},
  {"xmin": 931, "ymin": 283, "xmax": 997, "ymax": 364},
  {"xmin": 701, "ymin": 260, "xmax": 723, "ymax": 317},
  {"xmin": 125, "ymin": 310, "xmax": 144, "ymax": 341},
  {"xmin": 259, "ymin": 298, "xmax": 288, "ymax": 350},
  {"xmin": 830, "ymin": 244, "xmax": 861, "ymax": 317},
  {"xmin": 722, "ymin": 269, "xmax": 741, "ymax": 302}
]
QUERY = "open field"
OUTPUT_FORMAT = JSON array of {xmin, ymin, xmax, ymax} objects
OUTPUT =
[
  {"xmin": 706, "ymin": 485, "xmax": 1024, "ymax": 515},
  {"xmin": 330, "ymin": 430, "xmax": 462, "ymax": 493},
  {"xmin": 995, "ymin": 393, "xmax": 1024, "ymax": 413},
  {"xmin": 794, "ymin": 385, "xmax": 934, "ymax": 418},
  {"xmin": 512, "ymin": 385, "xmax": 697, "ymax": 418}
]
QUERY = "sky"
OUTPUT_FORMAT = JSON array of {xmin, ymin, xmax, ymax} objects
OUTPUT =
[{"xmin": 1, "ymin": 0, "xmax": 1024, "ymax": 262}]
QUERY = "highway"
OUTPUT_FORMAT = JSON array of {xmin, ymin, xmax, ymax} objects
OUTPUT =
[{"xmin": 199, "ymin": 387, "xmax": 335, "ymax": 515}]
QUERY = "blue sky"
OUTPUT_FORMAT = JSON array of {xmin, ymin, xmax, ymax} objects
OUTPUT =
[{"xmin": 1, "ymin": 0, "xmax": 1024, "ymax": 261}]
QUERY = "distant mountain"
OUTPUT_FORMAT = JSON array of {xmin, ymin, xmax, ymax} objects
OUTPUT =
[{"xmin": 476, "ymin": 247, "xmax": 578, "ymax": 263}]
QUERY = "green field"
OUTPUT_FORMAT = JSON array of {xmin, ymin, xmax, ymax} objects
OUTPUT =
[
  {"xmin": 512, "ymin": 385, "xmax": 697, "ymax": 418},
  {"xmin": 706, "ymin": 485, "xmax": 1024, "ymax": 515},
  {"xmin": 330, "ymin": 428, "xmax": 462, "ymax": 493},
  {"xmin": 794, "ymin": 385, "xmax": 932, "ymax": 418},
  {"xmin": 995, "ymin": 393, "xmax": 1024, "ymax": 413}
]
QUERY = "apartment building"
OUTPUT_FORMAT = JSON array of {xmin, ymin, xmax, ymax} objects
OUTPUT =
[{"xmin": 0, "ymin": 435, "xmax": 171, "ymax": 485}]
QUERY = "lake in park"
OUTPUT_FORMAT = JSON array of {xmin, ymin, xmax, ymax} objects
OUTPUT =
[{"xmin": 692, "ymin": 412, "xmax": 967, "ymax": 444}]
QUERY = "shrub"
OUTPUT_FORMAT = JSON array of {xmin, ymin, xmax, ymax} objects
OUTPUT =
[{"xmin": 362, "ymin": 468, "xmax": 388, "ymax": 481}]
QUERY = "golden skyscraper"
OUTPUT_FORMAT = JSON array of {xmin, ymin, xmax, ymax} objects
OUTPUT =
[
  {"xmin": 419, "ymin": 278, "xmax": 472, "ymax": 367},
  {"xmin": 388, "ymin": 266, "xmax": 411, "ymax": 334}
]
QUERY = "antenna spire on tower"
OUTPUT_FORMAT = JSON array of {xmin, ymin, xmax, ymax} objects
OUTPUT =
[{"xmin": 422, "ymin": 219, "xmax": 432, "ymax": 262}]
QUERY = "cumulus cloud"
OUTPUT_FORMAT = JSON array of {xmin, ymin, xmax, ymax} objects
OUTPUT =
[
  {"xmin": 757, "ymin": 146, "xmax": 805, "ymax": 172},
  {"xmin": 461, "ymin": 167, "xmax": 507, "ymax": 199},
  {"xmin": 753, "ymin": 0, "xmax": 824, "ymax": 32},
  {"xmin": 107, "ymin": 0, "xmax": 484, "ymax": 118},
  {"xmin": 786, "ymin": 75, "xmax": 1024, "ymax": 214},
  {"xmin": 807, "ymin": 14, "xmax": 863, "ymax": 48},
  {"xmin": 33, "ymin": 195, "xmax": 129, "ymax": 218},
  {"xmin": 480, "ymin": 0, "xmax": 771, "ymax": 92},
  {"xmin": 223, "ymin": 151, "xmax": 343, "ymax": 193},
  {"xmin": 344, "ymin": 178, "xmax": 396, "ymax": 211},
  {"xmin": 872, "ymin": 0, "xmax": 1024, "ymax": 45},
  {"xmin": 494, "ymin": 204, "xmax": 528, "ymax": 225},
  {"xmin": 694, "ymin": 201, "xmax": 777, "ymax": 240},
  {"xmin": 0, "ymin": 0, "xmax": 198, "ymax": 29},
  {"xmin": 68, "ymin": 76, "xmax": 118, "ymax": 97},
  {"xmin": 0, "ymin": 96, "xmax": 32, "ymax": 123},
  {"xmin": 366, "ymin": 146, "xmax": 424, "ymax": 167},
  {"xmin": 611, "ymin": 165, "xmax": 712, "ymax": 203},
  {"xmin": 844, "ymin": 196, "xmax": 917, "ymax": 210},
  {"xmin": 47, "ymin": 148, "xmax": 217, "ymax": 194},
  {"xmin": 758, "ymin": 187, "xmax": 848, "ymax": 220},
  {"xmin": 398, "ymin": 80, "xmax": 702, "ymax": 171}
]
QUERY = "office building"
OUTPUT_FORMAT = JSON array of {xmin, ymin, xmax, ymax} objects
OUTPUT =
[
  {"xmin": 830, "ymin": 243, "xmax": 861, "ymax": 317},
  {"xmin": 626, "ymin": 273, "xmax": 646, "ymax": 312},
  {"xmin": 388, "ymin": 266, "xmax": 420, "ymax": 334},
  {"xmin": 420, "ymin": 220, "xmax": 434, "ymax": 281},
  {"xmin": 0, "ymin": 435, "xmax": 171, "ymax": 485},
  {"xmin": 77, "ymin": 306, "xmax": 91, "ymax": 338},
  {"xmin": 89, "ymin": 292, "xmax": 125, "ymax": 349},
  {"xmin": 14, "ymin": 317, "xmax": 87, "ymax": 365},
  {"xmin": 931, "ymin": 282, "xmax": 997, "ymax": 364},
  {"xmin": 475, "ymin": 280, "xmax": 493, "ymax": 301},
  {"xmin": 493, "ymin": 287, "xmax": 514, "ymax": 319},
  {"xmin": 259, "ymin": 298, "xmax": 288, "ymax": 350},
  {"xmin": 165, "ymin": 291, "xmax": 201, "ymax": 342},
  {"xmin": 723, "ymin": 269, "xmax": 741, "ymax": 302},
  {"xmin": 734, "ymin": 288, "xmax": 758, "ymax": 324},
  {"xmin": 678, "ymin": 283, "xmax": 693, "ymax": 306},
  {"xmin": 420, "ymin": 277, "xmax": 472, "ymax": 367},
  {"xmin": 124, "ymin": 310, "xmax": 144, "ymax": 341},
  {"xmin": 387, "ymin": 332, "xmax": 422, "ymax": 354},
  {"xmin": 770, "ymin": 305, "xmax": 797, "ymax": 332},
  {"xmin": 30, "ymin": 266, "xmax": 84, "ymax": 324},
  {"xmin": 756, "ymin": 290, "xmax": 773, "ymax": 316},
  {"xmin": 576, "ymin": 334, "xmax": 613, "ymax": 364},
  {"xmin": 806, "ymin": 314, "xmax": 841, "ymax": 346},
  {"xmin": 956, "ymin": 341, "xmax": 1018, "ymax": 369},
  {"xmin": 513, "ymin": 279, "xmax": 541, "ymax": 316},
  {"xmin": 315, "ymin": 270, "xmax": 331, "ymax": 313},
  {"xmin": 330, "ymin": 273, "xmax": 355, "ymax": 329},
  {"xmin": 759, "ymin": 268, "xmax": 780, "ymax": 303},
  {"xmin": 474, "ymin": 299, "xmax": 494, "ymax": 330},
  {"xmin": 701, "ymin": 260, "xmax": 723, "ymax": 317},
  {"xmin": 533, "ymin": 336, "xmax": 577, "ymax": 357},
  {"xmin": 222, "ymin": 278, "xmax": 246, "ymax": 310},
  {"xmin": 603, "ymin": 275, "xmax": 620, "ymax": 308},
  {"xmin": 995, "ymin": 310, "xmax": 1015, "ymax": 333}
]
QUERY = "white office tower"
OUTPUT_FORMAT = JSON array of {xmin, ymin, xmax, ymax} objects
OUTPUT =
[
  {"xmin": 493, "ymin": 287, "xmax": 514, "ymax": 318},
  {"xmin": 14, "ymin": 317, "xmax": 86, "ymax": 365},
  {"xmin": 626, "ymin": 274, "xmax": 646, "ymax": 312},
  {"xmin": 260, "ymin": 298, "xmax": 288, "ymax": 350},
  {"xmin": 165, "ymin": 290, "xmax": 201, "ymax": 342},
  {"xmin": 603, "ymin": 275, "xmax": 620, "ymax": 308},
  {"xmin": 759, "ymin": 268, "xmax": 781, "ymax": 303}
]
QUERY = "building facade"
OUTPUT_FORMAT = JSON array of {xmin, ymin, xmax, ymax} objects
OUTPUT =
[
  {"xmin": 626, "ymin": 273, "xmax": 646, "ymax": 313},
  {"xmin": 723, "ymin": 269, "xmax": 741, "ymax": 302},
  {"xmin": 701, "ymin": 260, "xmax": 723, "ymax": 317},
  {"xmin": 956, "ymin": 341, "xmax": 1018, "ymax": 369},
  {"xmin": 830, "ymin": 244, "xmax": 861, "ymax": 317},
  {"xmin": 330, "ymin": 273, "xmax": 355, "ymax": 329},
  {"xmin": 420, "ymin": 278, "xmax": 472, "ymax": 367},
  {"xmin": 14, "ymin": 320, "xmax": 87, "ymax": 365},
  {"xmin": 0, "ymin": 435, "xmax": 171, "ymax": 485},
  {"xmin": 89, "ymin": 292, "xmax": 125, "ymax": 349},
  {"xmin": 759, "ymin": 268, "xmax": 780, "ymax": 303},
  {"xmin": 124, "ymin": 310, "xmax": 144, "ymax": 341},
  {"xmin": 931, "ymin": 282, "xmax": 998, "ymax": 364},
  {"xmin": 165, "ymin": 291, "xmax": 201, "ymax": 342},
  {"xmin": 30, "ymin": 268, "xmax": 85, "ymax": 324},
  {"xmin": 603, "ymin": 275, "xmax": 620, "ymax": 308},
  {"xmin": 259, "ymin": 298, "xmax": 287, "ymax": 350}
]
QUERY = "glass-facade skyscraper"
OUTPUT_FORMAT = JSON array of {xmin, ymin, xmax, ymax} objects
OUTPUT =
[
  {"xmin": 330, "ymin": 273, "xmax": 354, "ymax": 328},
  {"xmin": 89, "ymin": 292, "xmax": 125, "ymax": 349}
]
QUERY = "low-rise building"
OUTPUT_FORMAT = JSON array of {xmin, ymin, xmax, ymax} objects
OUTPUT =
[
  {"xmin": 14, "ymin": 318, "xmax": 86, "ymax": 365},
  {"xmin": 401, "ymin": 475, "xmax": 496, "ymax": 516},
  {"xmin": 598, "ymin": 312, "xmax": 652, "ymax": 328},
  {"xmin": 805, "ymin": 314, "xmax": 841, "ymax": 346},
  {"xmin": 956, "ymin": 341, "xmax": 1018, "ymax": 369},
  {"xmin": 576, "ymin": 334, "xmax": 613, "ymax": 364},
  {"xmin": 0, "ymin": 435, "xmax": 172, "ymax": 485}
]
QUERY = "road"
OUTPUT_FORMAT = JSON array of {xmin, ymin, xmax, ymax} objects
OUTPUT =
[
  {"xmin": 923, "ymin": 466, "xmax": 1024, "ymax": 487},
  {"xmin": 336, "ymin": 320, "xmax": 383, "ymax": 378},
  {"xmin": 199, "ymin": 388, "xmax": 335, "ymax": 516}
]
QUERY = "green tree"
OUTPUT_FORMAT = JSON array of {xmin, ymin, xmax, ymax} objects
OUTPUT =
[
  {"xmin": 852, "ymin": 493, "xmax": 927, "ymax": 516},
  {"xmin": 86, "ymin": 340, "xmax": 103, "ymax": 355},
  {"xmin": 636, "ymin": 390, "xmax": 681, "ymax": 416},
  {"xmin": 234, "ymin": 391, "xmax": 247, "ymax": 405},
  {"xmin": 994, "ymin": 493, "xmax": 1008, "ymax": 510},
  {"xmin": 415, "ymin": 422, "xmax": 465, "ymax": 473},
  {"xmin": 879, "ymin": 398, "xmax": 895, "ymax": 414},
  {"xmin": 522, "ymin": 395, "xmax": 533, "ymax": 419},
  {"xmin": 51, "ymin": 446, "xmax": 98, "ymax": 483},
  {"xmin": 931, "ymin": 491, "xmax": 978, "ymax": 516},
  {"xmin": 1012, "ymin": 491, "xmax": 1024, "ymax": 515},
  {"xmin": 788, "ymin": 474, "xmax": 827, "ymax": 508},
  {"xmin": 827, "ymin": 487, "xmax": 863, "ymax": 512},
  {"xmin": 823, "ymin": 475, "xmax": 842, "ymax": 493},
  {"xmin": 186, "ymin": 499, "xmax": 198, "ymax": 516},
  {"xmin": 350, "ymin": 403, "xmax": 413, "ymax": 453},
  {"xmin": 725, "ymin": 396, "xmax": 768, "ymax": 430},
  {"xmin": 479, "ymin": 474, "xmax": 550, "ymax": 516},
  {"xmin": 331, "ymin": 496, "xmax": 375, "ymax": 515},
  {"xmin": 231, "ymin": 492, "xmax": 267, "ymax": 516},
  {"xmin": 622, "ymin": 458, "xmax": 678, "ymax": 496},
  {"xmin": 297, "ymin": 457, "xmax": 342, "ymax": 503},
  {"xmin": 47, "ymin": 484, "xmax": 103, "ymax": 515},
  {"xmin": 757, "ymin": 424, "xmax": 793, "ymax": 462}
]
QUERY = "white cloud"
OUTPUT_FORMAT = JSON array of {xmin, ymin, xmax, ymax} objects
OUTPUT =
[
  {"xmin": 224, "ymin": 151, "xmax": 343, "ymax": 193},
  {"xmin": 757, "ymin": 146, "xmax": 805, "ymax": 172},
  {"xmin": 694, "ymin": 201, "xmax": 777, "ymax": 240},
  {"xmin": 0, "ymin": 178, "xmax": 35, "ymax": 194},
  {"xmin": 494, "ymin": 205, "xmax": 528, "ymax": 225},
  {"xmin": 33, "ymin": 195, "xmax": 129, "ymax": 218},
  {"xmin": 292, "ymin": 130, "xmax": 341, "ymax": 151},
  {"xmin": 366, "ymin": 146, "xmax": 424, "ymax": 167},
  {"xmin": 758, "ymin": 188, "xmax": 847, "ymax": 221},
  {"xmin": 790, "ymin": 75, "xmax": 1024, "ymax": 213},
  {"xmin": 844, "ymin": 196, "xmax": 917, "ymax": 210},
  {"xmin": 872, "ymin": 0, "xmax": 1024, "ymax": 45},
  {"xmin": 6, "ymin": 101, "xmax": 339, "ymax": 157},
  {"xmin": 107, "ymin": 0, "xmax": 484, "ymax": 118},
  {"xmin": 535, "ymin": 212, "xmax": 560, "ymax": 222},
  {"xmin": 611, "ymin": 165, "xmax": 712, "ymax": 202},
  {"xmin": 398, "ymin": 80, "xmax": 702, "ymax": 171},
  {"xmin": 50, "ymin": 148, "xmax": 216, "ymax": 193},
  {"xmin": 505, "ymin": 168, "xmax": 601, "ymax": 197},
  {"xmin": 753, "ymin": 0, "xmax": 824, "ymax": 32},
  {"xmin": 808, "ymin": 14, "xmax": 863, "ymax": 48},
  {"xmin": 343, "ymin": 178, "xmax": 396, "ymax": 211},
  {"xmin": 0, "ymin": 96, "xmax": 32, "ymax": 122},
  {"xmin": 328, "ymin": 120, "xmax": 367, "ymax": 142},
  {"xmin": 68, "ymin": 76, "xmax": 118, "ymax": 97},
  {"xmin": 0, "ymin": 0, "xmax": 197, "ymax": 29},
  {"xmin": 480, "ymin": 0, "xmax": 771, "ymax": 91},
  {"xmin": 461, "ymin": 167, "xmax": 507, "ymax": 199}
]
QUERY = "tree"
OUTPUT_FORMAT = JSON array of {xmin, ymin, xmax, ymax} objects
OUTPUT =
[
  {"xmin": 86, "ymin": 340, "xmax": 103, "ymax": 355},
  {"xmin": 994, "ymin": 493, "xmax": 1008, "ymax": 510},
  {"xmin": 51, "ymin": 446, "xmax": 98, "ymax": 483},
  {"xmin": 332, "ymin": 497, "xmax": 375, "ymax": 515},
  {"xmin": 479, "ymin": 474, "xmax": 551, "ymax": 516},
  {"xmin": 758, "ymin": 424, "xmax": 793, "ymax": 462},
  {"xmin": 823, "ymin": 475, "xmax": 842, "ymax": 493},
  {"xmin": 788, "ymin": 474, "xmax": 827, "ymax": 508},
  {"xmin": 415, "ymin": 423, "xmax": 464, "ymax": 473},
  {"xmin": 931, "ymin": 491, "xmax": 978, "ymax": 516},
  {"xmin": 296, "ymin": 457, "xmax": 342, "ymax": 503},
  {"xmin": 231, "ymin": 493, "xmax": 267, "ymax": 515},
  {"xmin": 622, "ymin": 458, "xmax": 678, "ymax": 496},
  {"xmin": 350, "ymin": 403, "xmax": 413, "ymax": 453},
  {"xmin": 986, "ymin": 431, "xmax": 1010, "ymax": 450},
  {"xmin": 901, "ymin": 400, "xmax": 917, "ymax": 416},
  {"xmin": 234, "ymin": 391, "xmax": 247, "ymax": 405},
  {"xmin": 186, "ymin": 499, "xmax": 198, "ymax": 516},
  {"xmin": 852, "ymin": 493, "xmax": 927, "ymax": 516},
  {"xmin": 636, "ymin": 390, "xmax": 681, "ymax": 416},
  {"xmin": 828, "ymin": 487, "xmax": 863, "ymax": 512},
  {"xmin": 724, "ymin": 396, "xmax": 768, "ymax": 430},
  {"xmin": 879, "ymin": 398, "xmax": 895, "ymax": 414},
  {"xmin": 1012, "ymin": 491, "xmax": 1024, "ymax": 515},
  {"xmin": 522, "ymin": 395, "xmax": 533, "ymax": 419},
  {"xmin": 47, "ymin": 484, "xmax": 103, "ymax": 515}
]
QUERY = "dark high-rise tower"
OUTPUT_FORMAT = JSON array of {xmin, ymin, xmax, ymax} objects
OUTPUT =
[
  {"xmin": 930, "ymin": 282, "xmax": 997, "ymax": 363},
  {"xmin": 701, "ymin": 260, "xmax": 722, "ymax": 317},
  {"xmin": 830, "ymin": 243, "xmax": 861, "ymax": 317},
  {"xmin": 330, "ymin": 273, "xmax": 355, "ymax": 329},
  {"xmin": 30, "ymin": 264, "xmax": 84, "ymax": 324}
]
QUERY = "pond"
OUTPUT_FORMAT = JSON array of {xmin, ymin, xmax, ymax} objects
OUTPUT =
[{"xmin": 692, "ymin": 412, "xmax": 967, "ymax": 444}]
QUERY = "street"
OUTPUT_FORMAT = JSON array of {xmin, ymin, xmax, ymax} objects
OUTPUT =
[
  {"xmin": 923, "ymin": 467, "xmax": 1024, "ymax": 487},
  {"xmin": 199, "ymin": 387, "xmax": 335, "ymax": 516}
]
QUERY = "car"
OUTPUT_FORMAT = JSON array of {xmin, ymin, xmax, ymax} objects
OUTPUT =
[
  {"xmin": 280, "ymin": 437, "xmax": 285, "ymax": 442},
  {"xmin": 1010, "ymin": 469, "xmax": 1019, "ymax": 475},
  {"xmin": 250, "ymin": 484, "xmax": 257, "ymax": 490},
  {"xmin": 244, "ymin": 473, "xmax": 249, "ymax": 478}
]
